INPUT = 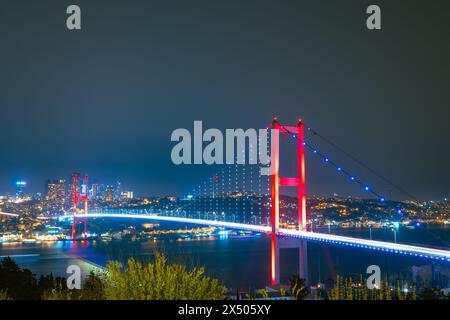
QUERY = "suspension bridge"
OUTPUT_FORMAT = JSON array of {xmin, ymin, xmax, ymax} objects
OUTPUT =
[{"xmin": 35, "ymin": 117, "xmax": 450, "ymax": 285}]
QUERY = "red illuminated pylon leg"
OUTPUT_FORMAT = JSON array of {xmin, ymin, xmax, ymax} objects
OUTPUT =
[
  {"xmin": 270, "ymin": 120, "xmax": 280, "ymax": 233},
  {"xmin": 72, "ymin": 172, "xmax": 78, "ymax": 239},
  {"xmin": 297, "ymin": 122, "xmax": 307, "ymax": 229},
  {"xmin": 270, "ymin": 233, "xmax": 280, "ymax": 286},
  {"xmin": 71, "ymin": 172, "xmax": 89, "ymax": 239},
  {"xmin": 71, "ymin": 221, "xmax": 77, "ymax": 239},
  {"xmin": 84, "ymin": 195, "xmax": 88, "ymax": 238}
]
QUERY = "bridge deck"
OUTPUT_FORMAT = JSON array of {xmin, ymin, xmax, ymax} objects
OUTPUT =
[
  {"xmin": 65, "ymin": 212, "xmax": 450, "ymax": 262},
  {"xmin": 0, "ymin": 212, "xmax": 19, "ymax": 217}
]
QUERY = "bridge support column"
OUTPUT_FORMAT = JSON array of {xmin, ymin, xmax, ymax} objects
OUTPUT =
[
  {"xmin": 299, "ymin": 239, "xmax": 308, "ymax": 285},
  {"xmin": 72, "ymin": 173, "xmax": 78, "ymax": 239},
  {"xmin": 270, "ymin": 233, "xmax": 280, "ymax": 286},
  {"xmin": 84, "ymin": 195, "xmax": 88, "ymax": 238},
  {"xmin": 297, "ymin": 123, "xmax": 307, "ymax": 230},
  {"xmin": 270, "ymin": 122, "xmax": 280, "ymax": 233},
  {"xmin": 269, "ymin": 117, "xmax": 308, "ymax": 286}
]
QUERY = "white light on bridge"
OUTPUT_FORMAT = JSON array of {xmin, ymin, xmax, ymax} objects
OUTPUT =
[{"xmin": 47, "ymin": 211, "xmax": 450, "ymax": 262}]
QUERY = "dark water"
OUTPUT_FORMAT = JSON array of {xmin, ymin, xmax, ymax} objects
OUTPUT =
[{"xmin": 1, "ymin": 223, "xmax": 449, "ymax": 290}]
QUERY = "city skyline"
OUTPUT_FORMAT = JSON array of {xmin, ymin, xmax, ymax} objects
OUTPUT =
[{"xmin": 1, "ymin": 169, "xmax": 448, "ymax": 203}]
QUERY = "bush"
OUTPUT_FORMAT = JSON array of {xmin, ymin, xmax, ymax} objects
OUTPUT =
[
  {"xmin": 0, "ymin": 257, "xmax": 39, "ymax": 299},
  {"xmin": 104, "ymin": 253, "xmax": 227, "ymax": 300},
  {"xmin": 0, "ymin": 290, "xmax": 11, "ymax": 300},
  {"xmin": 42, "ymin": 253, "xmax": 227, "ymax": 300}
]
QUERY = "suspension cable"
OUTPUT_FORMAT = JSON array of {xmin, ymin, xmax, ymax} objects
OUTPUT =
[{"xmin": 303, "ymin": 123, "xmax": 419, "ymax": 202}]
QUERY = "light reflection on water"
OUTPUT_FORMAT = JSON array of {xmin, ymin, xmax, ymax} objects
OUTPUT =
[{"xmin": 0, "ymin": 224, "xmax": 449, "ymax": 290}]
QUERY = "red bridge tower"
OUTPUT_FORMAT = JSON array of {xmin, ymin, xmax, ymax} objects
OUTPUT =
[
  {"xmin": 269, "ymin": 117, "xmax": 307, "ymax": 232},
  {"xmin": 269, "ymin": 117, "xmax": 308, "ymax": 286},
  {"xmin": 71, "ymin": 172, "xmax": 89, "ymax": 239}
]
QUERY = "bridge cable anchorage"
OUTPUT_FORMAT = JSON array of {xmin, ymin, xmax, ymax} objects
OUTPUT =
[
  {"xmin": 279, "ymin": 124, "xmax": 386, "ymax": 202},
  {"xmin": 303, "ymin": 123, "xmax": 419, "ymax": 202}
]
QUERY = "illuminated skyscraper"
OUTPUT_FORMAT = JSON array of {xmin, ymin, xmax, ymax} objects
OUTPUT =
[
  {"xmin": 45, "ymin": 179, "xmax": 66, "ymax": 200},
  {"xmin": 115, "ymin": 181, "xmax": 122, "ymax": 200},
  {"xmin": 105, "ymin": 185, "xmax": 114, "ymax": 202},
  {"xmin": 120, "ymin": 191, "xmax": 134, "ymax": 199},
  {"xmin": 91, "ymin": 183, "xmax": 99, "ymax": 199},
  {"xmin": 15, "ymin": 181, "xmax": 27, "ymax": 198}
]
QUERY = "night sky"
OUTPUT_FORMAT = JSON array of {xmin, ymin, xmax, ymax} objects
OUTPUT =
[{"xmin": 0, "ymin": 0, "xmax": 449, "ymax": 199}]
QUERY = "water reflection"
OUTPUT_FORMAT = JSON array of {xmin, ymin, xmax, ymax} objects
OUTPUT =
[
  {"xmin": 271, "ymin": 235, "xmax": 308, "ymax": 285},
  {"xmin": 1, "ymin": 225, "xmax": 449, "ymax": 290}
]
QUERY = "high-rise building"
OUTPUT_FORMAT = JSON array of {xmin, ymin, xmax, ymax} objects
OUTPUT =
[
  {"xmin": 15, "ymin": 181, "xmax": 27, "ymax": 198},
  {"xmin": 45, "ymin": 179, "xmax": 66, "ymax": 200},
  {"xmin": 120, "ymin": 191, "xmax": 134, "ymax": 199},
  {"xmin": 115, "ymin": 181, "xmax": 122, "ymax": 200},
  {"xmin": 105, "ymin": 185, "xmax": 114, "ymax": 202},
  {"xmin": 67, "ymin": 173, "xmax": 82, "ymax": 208},
  {"xmin": 91, "ymin": 183, "xmax": 99, "ymax": 199}
]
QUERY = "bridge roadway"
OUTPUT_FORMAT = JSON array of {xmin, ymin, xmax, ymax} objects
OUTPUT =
[
  {"xmin": 60, "ymin": 212, "xmax": 450, "ymax": 262},
  {"xmin": 0, "ymin": 212, "xmax": 19, "ymax": 217}
]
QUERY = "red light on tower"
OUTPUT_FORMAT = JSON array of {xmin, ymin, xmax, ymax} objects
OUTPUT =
[
  {"xmin": 268, "ymin": 117, "xmax": 308, "ymax": 286},
  {"xmin": 71, "ymin": 172, "xmax": 89, "ymax": 239},
  {"xmin": 268, "ymin": 117, "xmax": 307, "ymax": 231}
]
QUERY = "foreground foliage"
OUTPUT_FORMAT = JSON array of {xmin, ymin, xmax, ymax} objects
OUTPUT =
[
  {"xmin": 104, "ymin": 254, "xmax": 227, "ymax": 300},
  {"xmin": 326, "ymin": 275, "xmax": 416, "ymax": 300},
  {"xmin": 0, "ymin": 290, "xmax": 11, "ymax": 300},
  {"xmin": 290, "ymin": 275, "xmax": 310, "ymax": 300},
  {"xmin": 44, "ymin": 253, "xmax": 227, "ymax": 300},
  {"xmin": 1, "ymin": 256, "xmax": 448, "ymax": 300},
  {"xmin": 0, "ymin": 257, "xmax": 64, "ymax": 300}
]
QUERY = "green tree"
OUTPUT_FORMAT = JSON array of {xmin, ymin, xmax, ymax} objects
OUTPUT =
[
  {"xmin": 258, "ymin": 289, "xmax": 269, "ymax": 300},
  {"xmin": 0, "ymin": 290, "xmax": 11, "ymax": 300},
  {"xmin": 42, "ymin": 284, "xmax": 79, "ymax": 300},
  {"xmin": 81, "ymin": 272, "xmax": 106, "ymax": 299},
  {"xmin": 42, "ymin": 272, "xmax": 106, "ymax": 300},
  {"xmin": 289, "ymin": 275, "xmax": 309, "ymax": 300},
  {"xmin": 419, "ymin": 288, "xmax": 440, "ymax": 300},
  {"xmin": 42, "ymin": 254, "xmax": 226, "ymax": 300},
  {"xmin": 0, "ymin": 257, "xmax": 39, "ymax": 299},
  {"xmin": 382, "ymin": 277, "xmax": 391, "ymax": 300},
  {"xmin": 313, "ymin": 287, "xmax": 320, "ymax": 300},
  {"xmin": 359, "ymin": 275, "xmax": 368, "ymax": 300},
  {"xmin": 279, "ymin": 286, "xmax": 286, "ymax": 297},
  {"xmin": 396, "ymin": 280, "xmax": 404, "ymax": 300},
  {"xmin": 104, "ymin": 253, "xmax": 226, "ymax": 300},
  {"xmin": 328, "ymin": 275, "xmax": 340, "ymax": 300},
  {"xmin": 345, "ymin": 277, "xmax": 353, "ymax": 300}
]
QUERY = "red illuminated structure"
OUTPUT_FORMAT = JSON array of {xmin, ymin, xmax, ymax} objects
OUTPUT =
[
  {"xmin": 269, "ymin": 117, "xmax": 307, "ymax": 232},
  {"xmin": 269, "ymin": 117, "xmax": 307, "ymax": 286},
  {"xmin": 71, "ymin": 172, "xmax": 89, "ymax": 239}
]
